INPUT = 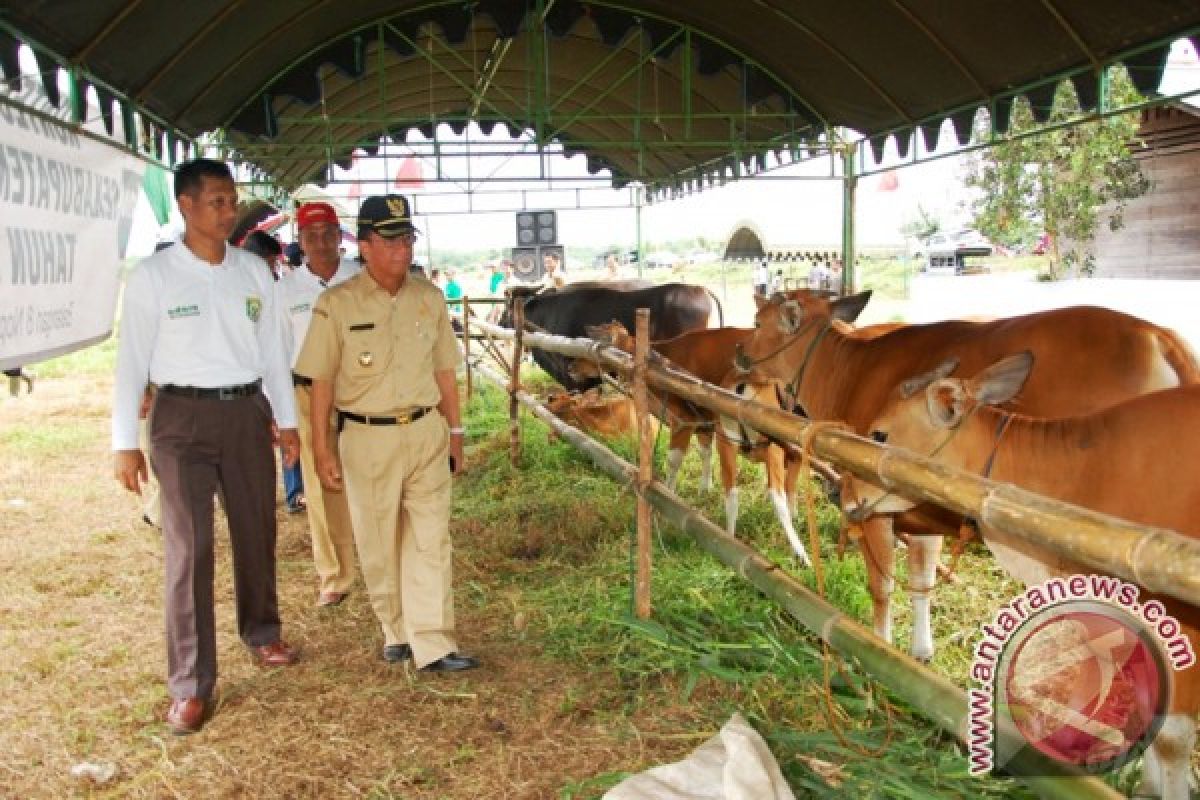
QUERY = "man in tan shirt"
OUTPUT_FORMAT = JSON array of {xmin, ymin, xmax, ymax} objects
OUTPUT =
[{"xmin": 295, "ymin": 194, "xmax": 477, "ymax": 672}]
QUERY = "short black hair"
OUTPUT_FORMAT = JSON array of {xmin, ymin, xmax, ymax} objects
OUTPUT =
[
  {"xmin": 174, "ymin": 158, "xmax": 233, "ymax": 199},
  {"xmin": 242, "ymin": 231, "xmax": 283, "ymax": 260}
]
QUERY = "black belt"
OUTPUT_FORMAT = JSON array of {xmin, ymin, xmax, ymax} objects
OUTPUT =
[
  {"xmin": 160, "ymin": 380, "xmax": 261, "ymax": 400},
  {"xmin": 292, "ymin": 373, "xmax": 313, "ymax": 387},
  {"xmin": 337, "ymin": 407, "xmax": 433, "ymax": 431}
]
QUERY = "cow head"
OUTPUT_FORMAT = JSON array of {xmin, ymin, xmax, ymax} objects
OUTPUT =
[
  {"xmin": 734, "ymin": 289, "xmax": 872, "ymax": 376},
  {"xmin": 584, "ymin": 320, "xmax": 634, "ymax": 350},
  {"xmin": 843, "ymin": 351, "xmax": 1033, "ymax": 518}
]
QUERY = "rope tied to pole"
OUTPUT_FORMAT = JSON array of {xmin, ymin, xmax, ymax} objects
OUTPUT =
[{"xmin": 795, "ymin": 418, "xmax": 898, "ymax": 756}]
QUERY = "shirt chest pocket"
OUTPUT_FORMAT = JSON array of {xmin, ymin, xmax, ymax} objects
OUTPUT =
[{"xmin": 344, "ymin": 325, "xmax": 393, "ymax": 377}]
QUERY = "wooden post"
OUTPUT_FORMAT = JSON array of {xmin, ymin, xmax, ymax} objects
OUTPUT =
[
  {"xmin": 633, "ymin": 308, "xmax": 653, "ymax": 619},
  {"xmin": 462, "ymin": 296, "xmax": 473, "ymax": 402},
  {"xmin": 508, "ymin": 299, "xmax": 525, "ymax": 466}
]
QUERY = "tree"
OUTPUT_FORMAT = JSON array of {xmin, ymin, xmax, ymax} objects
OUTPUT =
[
  {"xmin": 899, "ymin": 204, "xmax": 941, "ymax": 247},
  {"xmin": 964, "ymin": 68, "xmax": 1151, "ymax": 279}
]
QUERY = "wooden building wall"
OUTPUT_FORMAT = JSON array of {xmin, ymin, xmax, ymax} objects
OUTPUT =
[{"xmin": 1091, "ymin": 105, "xmax": 1200, "ymax": 278}]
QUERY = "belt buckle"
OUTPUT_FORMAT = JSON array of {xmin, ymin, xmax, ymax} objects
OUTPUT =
[{"xmin": 396, "ymin": 410, "xmax": 413, "ymax": 425}]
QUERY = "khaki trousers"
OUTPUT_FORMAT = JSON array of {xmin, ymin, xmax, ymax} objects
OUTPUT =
[
  {"xmin": 338, "ymin": 411, "xmax": 457, "ymax": 667},
  {"xmin": 295, "ymin": 386, "xmax": 357, "ymax": 594}
]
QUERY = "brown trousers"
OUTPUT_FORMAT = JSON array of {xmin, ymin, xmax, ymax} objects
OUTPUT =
[{"xmin": 149, "ymin": 390, "xmax": 281, "ymax": 701}]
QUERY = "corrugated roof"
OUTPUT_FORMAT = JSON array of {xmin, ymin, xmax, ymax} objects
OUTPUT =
[{"xmin": 2, "ymin": 1, "xmax": 1198, "ymax": 190}]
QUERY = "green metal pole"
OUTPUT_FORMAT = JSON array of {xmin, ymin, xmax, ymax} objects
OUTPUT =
[
  {"xmin": 635, "ymin": 185, "xmax": 644, "ymax": 279},
  {"xmin": 841, "ymin": 140, "xmax": 857, "ymax": 294}
]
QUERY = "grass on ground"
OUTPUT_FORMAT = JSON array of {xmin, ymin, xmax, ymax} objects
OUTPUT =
[{"xmin": 0, "ymin": 337, "xmax": 1137, "ymax": 798}]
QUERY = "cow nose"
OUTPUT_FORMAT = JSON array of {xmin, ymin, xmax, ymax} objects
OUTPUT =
[{"xmin": 733, "ymin": 344, "xmax": 752, "ymax": 373}]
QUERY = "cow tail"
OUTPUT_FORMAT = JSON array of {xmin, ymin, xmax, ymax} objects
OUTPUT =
[
  {"xmin": 1158, "ymin": 327, "xmax": 1200, "ymax": 385},
  {"xmin": 704, "ymin": 287, "xmax": 725, "ymax": 328}
]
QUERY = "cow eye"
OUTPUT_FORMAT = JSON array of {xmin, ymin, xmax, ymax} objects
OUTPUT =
[{"xmin": 870, "ymin": 430, "xmax": 888, "ymax": 444}]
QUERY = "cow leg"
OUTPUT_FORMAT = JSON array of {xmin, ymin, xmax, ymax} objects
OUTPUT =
[
  {"xmin": 716, "ymin": 435, "xmax": 739, "ymax": 535},
  {"xmin": 696, "ymin": 431, "xmax": 714, "ymax": 492},
  {"xmin": 664, "ymin": 426, "xmax": 691, "ymax": 490},
  {"xmin": 905, "ymin": 532, "xmax": 941, "ymax": 663},
  {"xmin": 1140, "ymin": 713, "xmax": 1196, "ymax": 800},
  {"xmin": 767, "ymin": 446, "xmax": 810, "ymax": 566},
  {"xmin": 860, "ymin": 515, "xmax": 896, "ymax": 645}
]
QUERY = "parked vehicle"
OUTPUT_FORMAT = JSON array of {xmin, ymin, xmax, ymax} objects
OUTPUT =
[{"xmin": 924, "ymin": 229, "xmax": 992, "ymax": 274}]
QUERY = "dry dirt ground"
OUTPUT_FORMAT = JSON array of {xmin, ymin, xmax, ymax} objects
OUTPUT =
[{"xmin": 0, "ymin": 373, "xmax": 721, "ymax": 799}]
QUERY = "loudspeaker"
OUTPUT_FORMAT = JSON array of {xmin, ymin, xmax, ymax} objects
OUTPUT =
[
  {"xmin": 510, "ymin": 246, "xmax": 543, "ymax": 282},
  {"xmin": 516, "ymin": 210, "xmax": 557, "ymax": 246},
  {"xmin": 510, "ymin": 244, "xmax": 567, "ymax": 284}
]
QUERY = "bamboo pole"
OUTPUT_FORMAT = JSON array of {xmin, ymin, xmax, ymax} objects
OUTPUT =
[
  {"xmin": 462, "ymin": 296, "xmax": 473, "ymax": 402},
  {"xmin": 465, "ymin": 317, "xmax": 1200, "ymax": 611},
  {"xmin": 633, "ymin": 308, "xmax": 653, "ymax": 619},
  {"xmin": 508, "ymin": 300, "xmax": 525, "ymax": 467},
  {"xmin": 471, "ymin": 362, "xmax": 1121, "ymax": 800}
]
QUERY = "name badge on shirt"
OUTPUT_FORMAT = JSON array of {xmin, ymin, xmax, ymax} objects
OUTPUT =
[
  {"xmin": 245, "ymin": 295, "xmax": 263, "ymax": 323},
  {"xmin": 167, "ymin": 304, "xmax": 200, "ymax": 320},
  {"xmin": 358, "ymin": 351, "xmax": 374, "ymax": 367}
]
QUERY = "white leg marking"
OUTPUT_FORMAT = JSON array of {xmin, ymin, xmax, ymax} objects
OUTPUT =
[
  {"xmin": 665, "ymin": 448, "xmax": 684, "ymax": 490},
  {"xmin": 769, "ymin": 487, "xmax": 811, "ymax": 567},
  {"xmin": 724, "ymin": 488, "xmax": 740, "ymax": 536}
]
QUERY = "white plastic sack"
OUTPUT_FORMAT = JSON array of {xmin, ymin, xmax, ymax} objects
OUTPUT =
[{"xmin": 603, "ymin": 713, "xmax": 796, "ymax": 800}]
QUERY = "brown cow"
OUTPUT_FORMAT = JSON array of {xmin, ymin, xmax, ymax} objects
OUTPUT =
[
  {"xmin": 544, "ymin": 389, "xmax": 658, "ymax": 440},
  {"xmin": 845, "ymin": 353, "xmax": 1200, "ymax": 800},
  {"xmin": 734, "ymin": 290, "xmax": 1200, "ymax": 661},
  {"xmin": 583, "ymin": 321, "xmax": 812, "ymax": 565}
]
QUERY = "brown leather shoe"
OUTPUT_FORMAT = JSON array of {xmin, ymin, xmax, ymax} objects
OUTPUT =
[
  {"xmin": 316, "ymin": 591, "xmax": 347, "ymax": 607},
  {"xmin": 250, "ymin": 640, "xmax": 299, "ymax": 667},
  {"xmin": 166, "ymin": 697, "xmax": 207, "ymax": 735}
]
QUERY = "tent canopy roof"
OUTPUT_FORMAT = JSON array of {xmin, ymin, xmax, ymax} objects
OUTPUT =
[{"xmin": 3, "ymin": 1, "xmax": 1198, "ymax": 191}]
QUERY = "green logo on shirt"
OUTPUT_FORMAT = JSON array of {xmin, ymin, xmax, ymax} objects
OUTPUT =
[
  {"xmin": 167, "ymin": 304, "xmax": 200, "ymax": 319},
  {"xmin": 246, "ymin": 295, "xmax": 263, "ymax": 323}
]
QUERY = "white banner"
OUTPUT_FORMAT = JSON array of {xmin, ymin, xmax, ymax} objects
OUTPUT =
[{"xmin": 0, "ymin": 83, "xmax": 145, "ymax": 371}]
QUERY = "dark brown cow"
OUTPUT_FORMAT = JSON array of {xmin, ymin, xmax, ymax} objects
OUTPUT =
[{"xmin": 500, "ymin": 283, "xmax": 722, "ymax": 391}]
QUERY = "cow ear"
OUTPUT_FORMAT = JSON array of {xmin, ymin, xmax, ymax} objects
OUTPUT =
[
  {"xmin": 777, "ymin": 300, "xmax": 803, "ymax": 334},
  {"xmin": 971, "ymin": 351, "xmax": 1034, "ymax": 406},
  {"xmin": 926, "ymin": 381, "xmax": 968, "ymax": 428},
  {"xmin": 901, "ymin": 357, "xmax": 959, "ymax": 398},
  {"xmin": 585, "ymin": 323, "xmax": 612, "ymax": 343},
  {"xmin": 830, "ymin": 290, "xmax": 872, "ymax": 324}
]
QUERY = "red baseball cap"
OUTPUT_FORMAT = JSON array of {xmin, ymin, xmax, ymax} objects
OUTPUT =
[{"xmin": 296, "ymin": 202, "xmax": 339, "ymax": 230}]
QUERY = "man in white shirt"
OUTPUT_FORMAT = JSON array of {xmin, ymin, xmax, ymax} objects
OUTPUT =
[
  {"xmin": 753, "ymin": 259, "xmax": 770, "ymax": 296},
  {"xmin": 112, "ymin": 159, "xmax": 301, "ymax": 735},
  {"xmin": 278, "ymin": 202, "xmax": 360, "ymax": 607}
]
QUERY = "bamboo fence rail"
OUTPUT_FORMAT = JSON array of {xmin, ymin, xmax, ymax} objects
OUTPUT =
[
  {"xmin": 467, "ymin": 315, "xmax": 1200, "ymax": 611},
  {"xmin": 471, "ymin": 360, "xmax": 1123, "ymax": 800}
]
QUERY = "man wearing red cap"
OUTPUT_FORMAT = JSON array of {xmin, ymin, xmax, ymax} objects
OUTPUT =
[{"xmin": 278, "ymin": 202, "xmax": 361, "ymax": 606}]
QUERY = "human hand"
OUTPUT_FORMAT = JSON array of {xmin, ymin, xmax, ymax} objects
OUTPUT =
[
  {"xmin": 315, "ymin": 447, "xmax": 343, "ymax": 491},
  {"xmin": 114, "ymin": 449, "xmax": 149, "ymax": 495},
  {"xmin": 448, "ymin": 431, "xmax": 465, "ymax": 476},
  {"xmin": 278, "ymin": 428, "xmax": 300, "ymax": 467}
]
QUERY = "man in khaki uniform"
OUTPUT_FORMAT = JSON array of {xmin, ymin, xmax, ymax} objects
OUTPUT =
[{"xmin": 295, "ymin": 194, "xmax": 478, "ymax": 672}]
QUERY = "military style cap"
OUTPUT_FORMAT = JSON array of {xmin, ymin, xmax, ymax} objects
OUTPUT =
[{"xmin": 357, "ymin": 194, "xmax": 417, "ymax": 238}]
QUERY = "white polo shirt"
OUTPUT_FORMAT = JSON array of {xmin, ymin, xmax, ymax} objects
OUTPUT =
[
  {"xmin": 277, "ymin": 258, "xmax": 360, "ymax": 369},
  {"xmin": 111, "ymin": 241, "xmax": 297, "ymax": 450}
]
